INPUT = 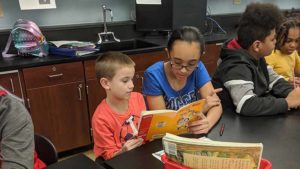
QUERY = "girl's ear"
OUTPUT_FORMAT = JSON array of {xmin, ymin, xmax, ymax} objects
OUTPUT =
[
  {"xmin": 99, "ymin": 77, "xmax": 111, "ymax": 90},
  {"xmin": 165, "ymin": 48, "xmax": 170, "ymax": 59}
]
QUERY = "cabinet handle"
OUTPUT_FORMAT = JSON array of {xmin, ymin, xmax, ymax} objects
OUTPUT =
[
  {"xmin": 78, "ymin": 84, "xmax": 82, "ymax": 101},
  {"xmin": 86, "ymin": 85, "xmax": 89, "ymax": 95},
  {"xmin": 90, "ymin": 128, "xmax": 93, "ymax": 137},
  {"xmin": 48, "ymin": 73, "xmax": 63, "ymax": 79},
  {"xmin": 140, "ymin": 76, "xmax": 144, "ymax": 88},
  {"xmin": 9, "ymin": 78, "xmax": 15, "ymax": 93},
  {"xmin": 135, "ymin": 74, "xmax": 144, "ymax": 89},
  {"xmin": 27, "ymin": 98, "xmax": 31, "ymax": 109}
]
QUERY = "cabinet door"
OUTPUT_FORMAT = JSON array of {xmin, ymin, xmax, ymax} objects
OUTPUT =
[
  {"xmin": 26, "ymin": 82, "xmax": 91, "ymax": 152},
  {"xmin": 86, "ymin": 79, "xmax": 105, "ymax": 120},
  {"xmin": 201, "ymin": 43, "xmax": 222, "ymax": 76},
  {"xmin": 130, "ymin": 51, "xmax": 167, "ymax": 72},
  {"xmin": 0, "ymin": 70, "xmax": 24, "ymax": 98}
]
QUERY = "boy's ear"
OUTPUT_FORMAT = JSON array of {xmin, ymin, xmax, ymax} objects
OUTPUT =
[
  {"xmin": 252, "ymin": 40, "xmax": 261, "ymax": 52},
  {"xmin": 99, "ymin": 77, "xmax": 111, "ymax": 90}
]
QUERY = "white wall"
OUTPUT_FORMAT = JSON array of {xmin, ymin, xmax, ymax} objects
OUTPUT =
[{"xmin": 0, "ymin": 0, "xmax": 299, "ymax": 30}]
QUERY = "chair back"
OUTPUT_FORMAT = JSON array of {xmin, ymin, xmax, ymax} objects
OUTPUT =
[{"xmin": 34, "ymin": 134, "xmax": 58, "ymax": 165}]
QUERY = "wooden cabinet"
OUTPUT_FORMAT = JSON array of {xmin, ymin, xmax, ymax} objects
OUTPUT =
[
  {"xmin": 0, "ymin": 70, "xmax": 24, "ymax": 99},
  {"xmin": 22, "ymin": 62, "xmax": 91, "ymax": 152},
  {"xmin": 130, "ymin": 51, "xmax": 167, "ymax": 92},
  {"xmin": 201, "ymin": 43, "xmax": 222, "ymax": 75},
  {"xmin": 84, "ymin": 50, "xmax": 167, "ymax": 119}
]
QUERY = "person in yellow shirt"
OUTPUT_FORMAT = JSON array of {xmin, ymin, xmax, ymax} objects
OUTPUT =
[{"xmin": 265, "ymin": 18, "xmax": 300, "ymax": 87}]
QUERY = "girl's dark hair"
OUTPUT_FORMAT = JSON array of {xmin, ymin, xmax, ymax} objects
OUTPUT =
[
  {"xmin": 237, "ymin": 3, "xmax": 284, "ymax": 49},
  {"xmin": 167, "ymin": 26, "xmax": 205, "ymax": 55},
  {"xmin": 275, "ymin": 18, "xmax": 300, "ymax": 50}
]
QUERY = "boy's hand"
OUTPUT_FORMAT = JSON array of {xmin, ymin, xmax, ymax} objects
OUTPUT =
[
  {"xmin": 121, "ymin": 138, "xmax": 143, "ymax": 152},
  {"xmin": 286, "ymin": 87, "xmax": 300, "ymax": 109},
  {"xmin": 188, "ymin": 113, "xmax": 210, "ymax": 134},
  {"xmin": 203, "ymin": 88, "xmax": 222, "ymax": 113}
]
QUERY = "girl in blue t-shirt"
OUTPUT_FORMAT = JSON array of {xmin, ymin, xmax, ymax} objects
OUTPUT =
[{"xmin": 142, "ymin": 26, "xmax": 222, "ymax": 134}]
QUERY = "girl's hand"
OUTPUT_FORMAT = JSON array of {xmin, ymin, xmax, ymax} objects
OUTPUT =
[
  {"xmin": 188, "ymin": 113, "xmax": 210, "ymax": 134},
  {"xmin": 203, "ymin": 88, "xmax": 222, "ymax": 113},
  {"xmin": 288, "ymin": 77, "xmax": 300, "ymax": 88}
]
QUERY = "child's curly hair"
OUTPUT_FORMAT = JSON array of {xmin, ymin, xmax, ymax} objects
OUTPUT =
[
  {"xmin": 237, "ymin": 3, "xmax": 284, "ymax": 49},
  {"xmin": 275, "ymin": 18, "xmax": 300, "ymax": 50}
]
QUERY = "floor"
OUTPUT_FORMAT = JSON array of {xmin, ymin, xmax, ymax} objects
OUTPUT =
[
  {"xmin": 59, "ymin": 149, "xmax": 95, "ymax": 161},
  {"xmin": 83, "ymin": 149, "xmax": 95, "ymax": 160}
]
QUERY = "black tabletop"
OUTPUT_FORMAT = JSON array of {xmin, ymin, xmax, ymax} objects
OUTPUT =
[
  {"xmin": 104, "ymin": 110, "xmax": 300, "ymax": 169},
  {"xmin": 45, "ymin": 154, "xmax": 105, "ymax": 169}
]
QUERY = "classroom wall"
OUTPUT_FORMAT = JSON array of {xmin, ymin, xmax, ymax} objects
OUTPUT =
[
  {"xmin": 0, "ymin": 0, "xmax": 135, "ymax": 30},
  {"xmin": 0, "ymin": 0, "xmax": 299, "ymax": 30}
]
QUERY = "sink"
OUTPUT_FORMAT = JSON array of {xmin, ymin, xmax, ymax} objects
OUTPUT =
[{"xmin": 97, "ymin": 39, "xmax": 160, "ymax": 52}]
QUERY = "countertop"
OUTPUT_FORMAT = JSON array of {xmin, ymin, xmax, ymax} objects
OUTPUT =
[{"xmin": 0, "ymin": 31, "xmax": 235, "ymax": 72}]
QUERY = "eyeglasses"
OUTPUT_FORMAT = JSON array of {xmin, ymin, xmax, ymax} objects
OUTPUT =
[{"xmin": 170, "ymin": 60, "xmax": 198, "ymax": 71}]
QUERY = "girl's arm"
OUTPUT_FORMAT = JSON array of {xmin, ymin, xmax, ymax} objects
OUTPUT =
[
  {"xmin": 189, "ymin": 82, "xmax": 223, "ymax": 134},
  {"xmin": 146, "ymin": 95, "xmax": 166, "ymax": 110}
]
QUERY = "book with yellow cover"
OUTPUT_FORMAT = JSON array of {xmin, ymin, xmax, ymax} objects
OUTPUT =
[
  {"xmin": 162, "ymin": 133, "xmax": 263, "ymax": 169},
  {"xmin": 137, "ymin": 99, "xmax": 206, "ymax": 141}
]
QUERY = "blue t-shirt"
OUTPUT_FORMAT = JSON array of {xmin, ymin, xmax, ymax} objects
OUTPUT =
[{"xmin": 142, "ymin": 61, "xmax": 211, "ymax": 110}]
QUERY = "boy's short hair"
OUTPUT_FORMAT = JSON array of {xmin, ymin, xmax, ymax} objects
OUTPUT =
[
  {"xmin": 95, "ymin": 51, "xmax": 135, "ymax": 81},
  {"xmin": 237, "ymin": 3, "xmax": 284, "ymax": 49}
]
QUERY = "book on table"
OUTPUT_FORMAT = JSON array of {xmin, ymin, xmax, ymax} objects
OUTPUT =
[
  {"xmin": 162, "ymin": 133, "xmax": 263, "ymax": 169},
  {"xmin": 137, "ymin": 99, "xmax": 206, "ymax": 141},
  {"xmin": 48, "ymin": 41, "xmax": 99, "ymax": 57}
]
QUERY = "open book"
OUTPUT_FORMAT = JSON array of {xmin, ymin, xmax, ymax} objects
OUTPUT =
[
  {"xmin": 48, "ymin": 41, "xmax": 99, "ymax": 57},
  {"xmin": 162, "ymin": 133, "xmax": 263, "ymax": 169},
  {"xmin": 137, "ymin": 99, "xmax": 206, "ymax": 141}
]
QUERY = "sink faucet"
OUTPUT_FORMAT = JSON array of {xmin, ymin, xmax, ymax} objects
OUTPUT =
[
  {"xmin": 102, "ymin": 5, "xmax": 113, "ymax": 34},
  {"xmin": 97, "ymin": 5, "xmax": 120, "ymax": 44}
]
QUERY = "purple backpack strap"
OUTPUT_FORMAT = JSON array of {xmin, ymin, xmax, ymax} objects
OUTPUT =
[{"xmin": 2, "ymin": 34, "xmax": 16, "ymax": 58}]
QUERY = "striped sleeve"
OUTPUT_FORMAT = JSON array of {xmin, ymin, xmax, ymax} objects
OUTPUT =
[
  {"xmin": 267, "ymin": 65, "xmax": 293, "ymax": 98},
  {"xmin": 223, "ymin": 65, "xmax": 288, "ymax": 116}
]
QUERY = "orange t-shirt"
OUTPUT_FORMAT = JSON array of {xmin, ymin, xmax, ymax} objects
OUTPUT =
[{"xmin": 92, "ymin": 92, "xmax": 146, "ymax": 160}]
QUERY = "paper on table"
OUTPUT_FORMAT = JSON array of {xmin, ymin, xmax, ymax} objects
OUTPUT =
[
  {"xmin": 136, "ymin": 0, "xmax": 161, "ymax": 5},
  {"xmin": 49, "ymin": 41, "xmax": 95, "ymax": 48},
  {"xmin": 152, "ymin": 150, "xmax": 165, "ymax": 162}
]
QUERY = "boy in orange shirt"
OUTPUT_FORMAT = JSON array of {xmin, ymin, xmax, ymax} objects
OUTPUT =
[{"xmin": 92, "ymin": 52, "xmax": 144, "ymax": 161}]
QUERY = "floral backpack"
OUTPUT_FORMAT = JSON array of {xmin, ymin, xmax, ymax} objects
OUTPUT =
[{"xmin": 2, "ymin": 19, "xmax": 49, "ymax": 57}]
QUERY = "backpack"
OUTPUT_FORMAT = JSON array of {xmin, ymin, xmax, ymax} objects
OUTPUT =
[{"xmin": 2, "ymin": 19, "xmax": 49, "ymax": 57}]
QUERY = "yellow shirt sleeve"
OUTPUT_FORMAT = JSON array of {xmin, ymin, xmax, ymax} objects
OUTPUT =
[{"xmin": 294, "ymin": 51, "xmax": 300, "ymax": 77}]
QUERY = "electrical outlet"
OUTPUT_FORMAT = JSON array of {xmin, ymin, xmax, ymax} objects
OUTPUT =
[{"xmin": 233, "ymin": 0, "xmax": 241, "ymax": 5}]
